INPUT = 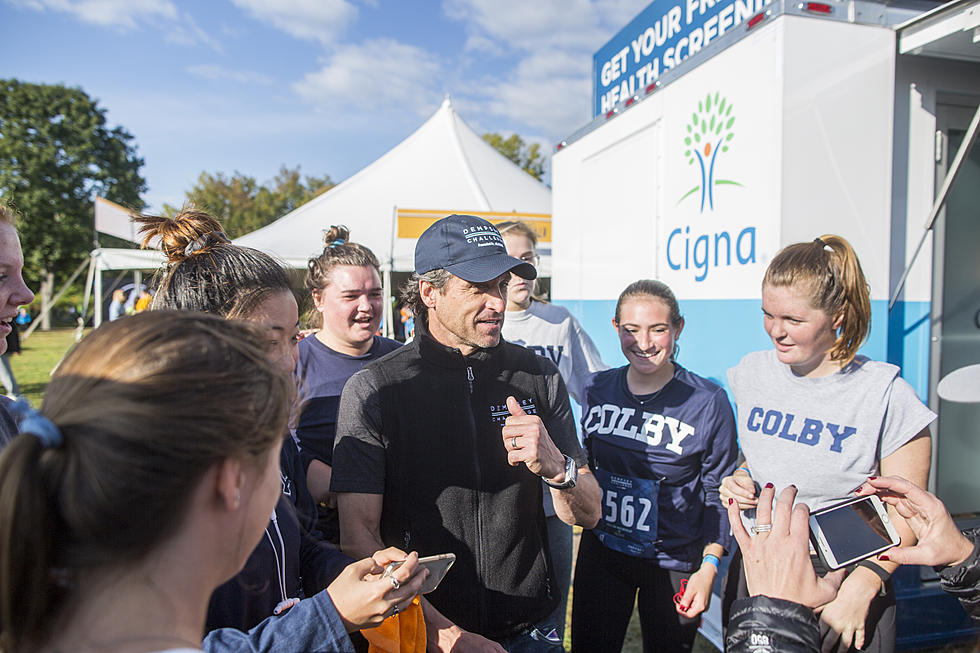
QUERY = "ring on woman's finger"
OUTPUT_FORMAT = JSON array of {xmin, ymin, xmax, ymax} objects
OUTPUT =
[
  {"xmin": 511, "ymin": 436, "xmax": 519, "ymax": 449},
  {"xmin": 751, "ymin": 523, "xmax": 772, "ymax": 534},
  {"xmin": 389, "ymin": 576, "xmax": 401, "ymax": 590},
  {"xmin": 391, "ymin": 604, "xmax": 400, "ymax": 616}
]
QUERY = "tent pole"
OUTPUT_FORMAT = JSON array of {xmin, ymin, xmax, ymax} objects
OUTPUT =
[
  {"xmin": 80, "ymin": 252, "xmax": 96, "ymax": 325},
  {"xmin": 94, "ymin": 253, "xmax": 104, "ymax": 328}
]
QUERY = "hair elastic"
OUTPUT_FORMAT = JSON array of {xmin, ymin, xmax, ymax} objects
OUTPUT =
[
  {"xmin": 813, "ymin": 237, "xmax": 834, "ymax": 253},
  {"xmin": 184, "ymin": 231, "xmax": 229, "ymax": 257},
  {"xmin": 328, "ymin": 239, "xmax": 346, "ymax": 248},
  {"xmin": 9, "ymin": 397, "xmax": 63, "ymax": 448}
]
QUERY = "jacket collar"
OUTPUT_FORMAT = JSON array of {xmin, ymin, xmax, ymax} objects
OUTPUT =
[{"xmin": 415, "ymin": 315, "xmax": 500, "ymax": 368}]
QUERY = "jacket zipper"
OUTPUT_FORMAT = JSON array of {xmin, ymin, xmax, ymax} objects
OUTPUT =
[{"xmin": 465, "ymin": 364, "xmax": 487, "ymax": 633}]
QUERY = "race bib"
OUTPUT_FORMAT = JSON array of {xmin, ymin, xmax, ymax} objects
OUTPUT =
[{"xmin": 593, "ymin": 468, "xmax": 661, "ymax": 558}]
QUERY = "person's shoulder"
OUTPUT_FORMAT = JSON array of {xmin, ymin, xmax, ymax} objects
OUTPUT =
[
  {"xmin": 584, "ymin": 366, "xmax": 622, "ymax": 393},
  {"xmin": 499, "ymin": 339, "xmax": 561, "ymax": 375},
  {"xmin": 371, "ymin": 335, "xmax": 403, "ymax": 356},
  {"xmin": 846, "ymin": 355, "xmax": 899, "ymax": 379},
  {"xmin": 528, "ymin": 301, "xmax": 574, "ymax": 322},
  {"xmin": 362, "ymin": 338, "xmax": 417, "ymax": 375},
  {"xmin": 675, "ymin": 365, "xmax": 726, "ymax": 396}
]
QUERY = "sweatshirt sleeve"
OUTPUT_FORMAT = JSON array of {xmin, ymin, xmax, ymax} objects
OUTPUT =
[
  {"xmin": 699, "ymin": 388, "xmax": 738, "ymax": 551},
  {"xmin": 203, "ymin": 590, "xmax": 354, "ymax": 653},
  {"xmin": 565, "ymin": 316, "xmax": 609, "ymax": 406}
]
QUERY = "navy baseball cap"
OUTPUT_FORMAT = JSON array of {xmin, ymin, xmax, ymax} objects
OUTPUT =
[{"xmin": 415, "ymin": 214, "xmax": 537, "ymax": 283}]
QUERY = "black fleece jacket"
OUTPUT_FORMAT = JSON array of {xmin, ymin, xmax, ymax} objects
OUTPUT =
[{"xmin": 331, "ymin": 320, "xmax": 586, "ymax": 640}]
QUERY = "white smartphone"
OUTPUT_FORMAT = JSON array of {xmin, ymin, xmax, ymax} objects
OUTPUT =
[
  {"xmin": 383, "ymin": 553, "xmax": 456, "ymax": 595},
  {"xmin": 808, "ymin": 495, "xmax": 900, "ymax": 570}
]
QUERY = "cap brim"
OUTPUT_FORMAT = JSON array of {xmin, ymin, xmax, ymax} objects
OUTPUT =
[{"xmin": 445, "ymin": 254, "xmax": 537, "ymax": 283}]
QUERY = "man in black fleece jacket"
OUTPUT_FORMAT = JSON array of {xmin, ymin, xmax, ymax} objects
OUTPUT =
[{"xmin": 332, "ymin": 215, "xmax": 601, "ymax": 652}]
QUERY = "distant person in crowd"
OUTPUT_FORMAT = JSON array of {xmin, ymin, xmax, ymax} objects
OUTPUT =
[
  {"xmin": 571, "ymin": 280, "xmax": 737, "ymax": 653},
  {"xmin": 136, "ymin": 210, "xmax": 425, "ymax": 641},
  {"xmin": 15, "ymin": 307, "xmax": 30, "ymax": 326},
  {"xmin": 0, "ymin": 204, "xmax": 35, "ymax": 444},
  {"xmin": 400, "ymin": 304, "xmax": 415, "ymax": 342},
  {"xmin": 332, "ymin": 214, "xmax": 601, "ymax": 652},
  {"xmin": 497, "ymin": 219, "xmax": 608, "ymax": 641},
  {"xmin": 293, "ymin": 225, "xmax": 400, "ymax": 544},
  {"xmin": 0, "ymin": 319, "xmax": 21, "ymax": 397},
  {"xmin": 720, "ymin": 234, "xmax": 935, "ymax": 652},
  {"xmin": 0, "ymin": 312, "xmax": 430, "ymax": 653},
  {"xmin": 108, "ymin": 288, "xmax": 126, "ymax": 321},
  {"xmin": 134, "ymin": 288, "xmax": 153, "ymax": 313},
  {"xmin": 726, "ymin": 478, "xmax": 979, "ymax": 653}
]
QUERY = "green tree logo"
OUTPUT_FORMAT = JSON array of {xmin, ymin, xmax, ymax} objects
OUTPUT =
[{"xmin": 679, "ymin": 92, "xmax": 741, "ymax": 212}]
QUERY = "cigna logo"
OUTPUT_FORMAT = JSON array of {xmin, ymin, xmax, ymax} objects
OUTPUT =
[
  {"xmin": 678, "ymin": 92, "xmax": 742, "ymax": 212},
  {"xmin": 669, "ymin": 91, "xmax": 756, "ymax": 283}
]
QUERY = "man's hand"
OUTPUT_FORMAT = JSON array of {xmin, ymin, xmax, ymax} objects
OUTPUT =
[{"xmin": 501, "ymin": 395, "xmax": 565, "ymax": 482}]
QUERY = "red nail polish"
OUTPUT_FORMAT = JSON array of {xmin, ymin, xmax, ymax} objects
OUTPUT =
[
  {"xmin": 869, "ymin": 476, "xmax": 877, "ymax": 480},
  {"xmin": 728, "ymin": 498, "xmax": 734, "ymax": 505},
  {"xmin": 765, "ymin": 482, "xmax": 774, "ymax": 489},
  {"xmin": 878, "ymin": 555, "xmax": 889, "ymax": 561}
]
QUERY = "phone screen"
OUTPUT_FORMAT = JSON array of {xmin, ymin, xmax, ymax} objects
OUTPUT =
[{"xmin": 812, "ymin": 497, "xmax": 892, "ymax": 563}]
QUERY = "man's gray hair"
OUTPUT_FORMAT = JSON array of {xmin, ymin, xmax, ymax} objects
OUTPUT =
[{"xmin": 400, "ymin": 268, "xmax": 452, "ymax": 324}]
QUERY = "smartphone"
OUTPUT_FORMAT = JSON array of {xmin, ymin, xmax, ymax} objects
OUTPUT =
[
  {"xmin": 809, "ymin": 495, "xmax": 900, "ymax": 570},
  {"xmin": 383, "ymin": 553, "xmax": 456, "ymax": 595}
]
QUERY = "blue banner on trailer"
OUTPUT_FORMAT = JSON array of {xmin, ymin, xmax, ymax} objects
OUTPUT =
[{"xmin": 592, "ymin": 0, "xmax": 772, "ymax": 117}]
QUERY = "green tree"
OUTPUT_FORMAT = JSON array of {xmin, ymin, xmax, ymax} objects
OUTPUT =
[
  {"xmin": 0, "ymin": 79, "xmax": 146, "ymax": 310},
  {"xmin": 482, "ymin": 132, "xmax": 546, "ymax": 181},
  {"xmin": 165, "ymin": 165, "xmax": 333, "ymax": 238}
]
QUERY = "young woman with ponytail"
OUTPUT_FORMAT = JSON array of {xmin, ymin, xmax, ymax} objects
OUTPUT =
[
  {"xmin": 293, "ymin": 225, "xmax": 400, "ymax": 543},
  {"xmin": 720, "ymin": 235, "xmax": 935, "ymax": 653}
]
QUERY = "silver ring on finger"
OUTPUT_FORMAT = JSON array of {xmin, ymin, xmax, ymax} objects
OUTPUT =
[
  {"xmin": 391, "ymin": 604, "xmax": 400, "ymax": 616},
  {"xmin": 751, "ymin": 523, "xmax": 772, "ymax": 534},
  {"xmin": 389, "ymin": 576, "xmax": 401, "ymax": 590},
  {"xmin": 511, "ymin": 436, "xmax": 519, "ymax": 449}
]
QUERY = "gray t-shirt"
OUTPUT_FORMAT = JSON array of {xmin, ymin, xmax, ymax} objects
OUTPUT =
[
  {"xmin": 502, "ymin": 301, "xmax": 609, "ymax": 405},
  {"xmin": 728, "ymin": 350, "xmax": 936, "ymax": 511}
]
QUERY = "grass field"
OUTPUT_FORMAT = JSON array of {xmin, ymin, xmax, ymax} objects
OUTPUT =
[{"xmin": 9, "ymin": 327, "xmax": 85, "ymax": 405}]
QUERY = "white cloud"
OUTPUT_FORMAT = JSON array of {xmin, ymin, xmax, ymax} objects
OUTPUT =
[
  {"xmin": 186, "ymin": 64, "xmax": 273, "ymax": 85},
  {"xmin": 6, "ymin": 0, "xmax": 177, "ymax": 29},
  {"xmin": 443, "ymin": 0, "xmax": 651, "ymax": 140},
  {"xmin": 293, "ymin": 38, "xmax": 443, "ymax": 119},
  {"xmin": 230, "ymin": 0, "xmax": 358, "ymax": 45}
]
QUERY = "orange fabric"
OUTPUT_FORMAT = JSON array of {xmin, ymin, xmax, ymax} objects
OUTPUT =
[{"xmin": 363, "ymin": 596, "xmax": 426, "ymax": 653}]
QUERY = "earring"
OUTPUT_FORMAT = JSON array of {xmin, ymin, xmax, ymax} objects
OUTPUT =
[{"xmin": 234, "ymin": 490, "xmax": 241, "ymax": 509}]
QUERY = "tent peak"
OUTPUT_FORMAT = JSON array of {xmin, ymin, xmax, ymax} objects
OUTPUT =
[{"xmin": 441, "ymin": 94, "xmax": 453, "ymax": 110}]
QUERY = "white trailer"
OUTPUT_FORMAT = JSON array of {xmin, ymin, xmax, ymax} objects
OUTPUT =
[{"xmin": 552, "ymin": 0, "xmax": 979, "ymax": 647}]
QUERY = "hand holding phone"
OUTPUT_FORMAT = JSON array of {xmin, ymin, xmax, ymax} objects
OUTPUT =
[
  {"xmin": 808, "ymin": 495, "xmax": 900, "ymax": 570},
  {"xmin": 383, "ymin": 553, "xmax": 456, "ymax": 595}
]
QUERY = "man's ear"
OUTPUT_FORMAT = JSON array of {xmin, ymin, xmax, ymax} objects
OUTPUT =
[
  {"xmin": 214, "ymin": 458, "xmax": 245, "ymax": 511},
  {"xmin": 420, "ymin": 280, "xmax": 439, "ymax": 310}
]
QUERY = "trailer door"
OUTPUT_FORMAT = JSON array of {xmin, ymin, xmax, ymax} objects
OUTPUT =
[{"xmin": 932, "ymin": 100, "xmax": 980, "ymax": 516}]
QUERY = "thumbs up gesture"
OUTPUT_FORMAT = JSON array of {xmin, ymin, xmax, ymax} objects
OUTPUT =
[{"xmin": 501, "ymin": 395, "xmax": 566, "ymax": 482}]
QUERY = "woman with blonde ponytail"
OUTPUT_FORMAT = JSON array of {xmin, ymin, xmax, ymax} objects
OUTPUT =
[{"xmin": 720, "ymin": 235, "xmax": 935, "ymax": 653}]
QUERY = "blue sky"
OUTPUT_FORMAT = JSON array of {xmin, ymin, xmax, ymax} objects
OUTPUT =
[{"xmin": 1, "ymin": 0, "xmax": 650, "ymax": 212}]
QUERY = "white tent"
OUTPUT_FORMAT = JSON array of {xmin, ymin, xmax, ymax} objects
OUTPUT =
[
  {"xmin": 90, "ymin": 97, "xmax": 552, "ymax": 328},
  {"xmin": 235, "ymin": 97, "xmax": 552, "ymax": 271}
]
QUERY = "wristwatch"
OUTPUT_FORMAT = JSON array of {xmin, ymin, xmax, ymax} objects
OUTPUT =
[{"xmin": 543, "ymin": 455, "xmax": 578, "ymax": 490}]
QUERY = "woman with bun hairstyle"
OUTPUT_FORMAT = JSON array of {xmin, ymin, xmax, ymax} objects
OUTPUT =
[
  {"xmin": 720, "ymin": 234, "xmax": 935, "ymax": 652},
  {"xmin": 294, "ymin": 225, "xmax": 400, "ymax": 542},
  {"xmin": 0, "ymin": 311, "xmax": 419, "ymax": 653},
  {"xmin": 135, "ymin": 210, "xmax": 425, "ymax": 639},
  {"xmin": 497, "ymin": 220, "xmax": 607, "ymax": 641},
  {"xmin": 571, "ymin": 280, "xmax": 737, "ymax": 653}
]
